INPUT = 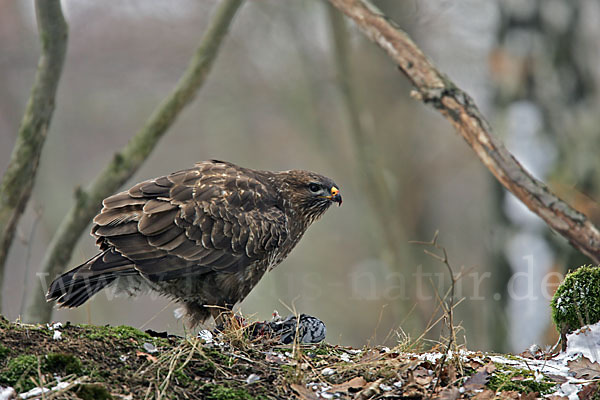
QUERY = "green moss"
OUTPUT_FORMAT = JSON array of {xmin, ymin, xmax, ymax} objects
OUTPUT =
[
  {"xmin": 174, "ymin": 368, "xmax": 192, "ymax": 386},
  {"xmin": 487, "ymin": 367, "xmax": 556, "ymax": 395},
  {"xmin": 202, "ymin": 346, "xmax": 228, "ymax": 360},
  {"xmin": 88, "ymin": 366, "xmax": 112, "ymax": 381},
  {"xmin": 551, "ymin": 265, "xmax": 600, "ymax": 333},
  {"xmin": 0, "ymin": 343, "xmax": 9, "ymax": 359},
  {"xmin": 280, "ymin": 364, "xmax": 304, "ymax": 384},
  {"xmin": 204, "ymin": 383, "xmax": 255, "ymax": 400},
  {"xmin": 85, "ymin": 324, "xmax": 152, "ymax": 341},
  {"xmin": 73, "ymin": 383, "xmax": 113, "ymax": 400},
  {"xmin": 44, "ymin": 353, "xmax": 82, "ymax": 375},
  {"xmin": 0, "ymin": 354, "xmax": 38, "ymax": 392},
  {"xmin": 305, "ymin": 343, "xmax": 333, "ymax": 357},
  {"xmin": 83, "ymin": 324, "xmax": 167, "ymax": 348},
  {"xmin": 0, "ymin": 353, "xmax": 84, "ymax": 392}
]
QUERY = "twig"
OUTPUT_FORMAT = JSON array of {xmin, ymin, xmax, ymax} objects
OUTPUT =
[
  {"xmin": 367, "ymin": 304, "xmax": 388, "ymax": 348},
  {"xmin": 0, "ymin": 0, "xmax": 68, "ymax": 312},
  {"xmin": 37, "ymin": 355, "xmax": 46, "ymax": 400},
  {"xmin": 24, "ymin": 0, "xmax": 245, "ymax": 323},
  {"xmin": 157, "ymin": 345, "xmax": 185, "ymax": 400},
  {"xmin": 408, "ymin": 297, "xmax": 465, "ymax": 353},
  {"xmin": 278, "ymin": 298, "xmax": 302, "ymax": 359},
  {"xmin": 327, "ymin": 0, "xmax": 600, "ymax": 264},
  {"xmin": 411, "ymin": 231, "xmax": 458, "ymax": 397}
]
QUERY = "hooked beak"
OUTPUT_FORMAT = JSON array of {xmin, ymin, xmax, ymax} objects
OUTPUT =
[{"xmin": 326, "ymin": 186, "xmax": 342, "ymax": 206}]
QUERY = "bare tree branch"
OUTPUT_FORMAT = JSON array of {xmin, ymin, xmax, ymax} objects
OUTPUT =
[
  {"xmin": 0, "ymin": 0, "xmax": 68, "ymax": 312},
  {"xmin": 24, "ymin": 0, "xmax": 244, "ymax": 323},
  {"xmin": 327, "ymin": 0, "xmax": 600, "ymax": 263}
]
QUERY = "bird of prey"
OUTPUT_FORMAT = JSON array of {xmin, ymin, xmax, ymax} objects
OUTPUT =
[{"xmin": 47, "ymin": 160, "xmax": 341, "ymax": 326}]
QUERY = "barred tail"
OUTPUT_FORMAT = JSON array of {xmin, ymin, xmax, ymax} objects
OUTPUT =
[{"xmin": 46, "ymin": 249, "xmax": 134, "ymax": 308}]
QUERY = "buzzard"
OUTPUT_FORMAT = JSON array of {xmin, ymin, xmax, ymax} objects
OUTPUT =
[{"xmin": 46, "ymin": 160, "xmax": 341, "ymax": 326}]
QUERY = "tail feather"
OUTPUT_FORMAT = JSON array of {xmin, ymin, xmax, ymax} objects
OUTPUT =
[
  {"xmin": 47, "ymin": 272, "xmax": 116, "ymax": 307},
  {"xmin": 46, "ymin": 249, "xmax": 135, "ymax": 308}
]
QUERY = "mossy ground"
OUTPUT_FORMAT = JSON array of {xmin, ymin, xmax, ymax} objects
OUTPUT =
[
  {"xmin": 486, "ymin": 364, "xmax": 556, "ymax": 395},
  {"xmin": 0, "ymin": 316, "xmax": 585, "ymax": 399}
]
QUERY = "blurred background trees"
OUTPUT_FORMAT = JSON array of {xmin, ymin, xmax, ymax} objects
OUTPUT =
[{"xmin": 1, "ymin": 0, "xmax": 598, "ymax": 353}]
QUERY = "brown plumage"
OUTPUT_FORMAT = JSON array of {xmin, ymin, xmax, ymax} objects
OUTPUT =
[{"xmin": 46, "ymin": 160, "xmax": 341, "ymax": 325}]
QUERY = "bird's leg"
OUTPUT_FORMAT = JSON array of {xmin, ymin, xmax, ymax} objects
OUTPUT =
[
  {"xmin": 212, "ymin": 308, "xmax": 232, "ymax": 331},
  {"xmin": 210, "ymin": 305, "xmax": 246, "ymax": 332}
]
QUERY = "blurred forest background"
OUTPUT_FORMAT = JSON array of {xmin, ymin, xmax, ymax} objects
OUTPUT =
[{"xmin": 1, "ymin": 0, "xmax": 600, "ymax": 353}]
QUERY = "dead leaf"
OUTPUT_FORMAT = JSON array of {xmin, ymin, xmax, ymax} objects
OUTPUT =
[
  {"xmin": 403, "ymin": 384, "xmax": 425, "ymax": 398},
  {"xmin": 578, "ymin": 382, "xmax": 599, "ymax": 399},
  {"xmin": 290, "ymin": 383, "xmax": 319, "ymax": 400},
  {"xmin": 136, "ymin": 351, "xmax": 157, "ymax": 363},
  {"xmin": 403, "ymin": 370, "xmax": 424, "ymax": 397},
  {"xmin": 568, "ymin": 356, "xmax": 600, "ymax": 379},
  {"xmin": 473, "ymin": 390, "xmax": 496, "ymax": 400},
  {"xmin": 432, "ymin": 387, "xmax": 460, "ymax": 400},
  {"xmin": 359, "ymin": 349, "xmax": 384, "ymax": 363},
  {"xmin": 520, "ymin": 393, "xmax": 539, "ymax": 400},
  {"xmin": 519, "ymin": 349, "xmax": 535, "ymax": 359},
  {"xmin": 496, "ymin": 391, "xmax": 520, "ymax": 400},
  {"xmin": 413, "ymin": 366, "xmax": 433, "ymax": 386},
  {"xmin": 463, "ymin": 370, "xmax": 489, "ymax": 391},
  {"xmin": 482, "ymin": 362, "xmax": 496, "ymax": 374},
  {"xmin": 326, "ymin": 377, "xmax": 366, "ymax": 394},
  {"xmin": 465, "ymin": 359, "xmax": 484, "ymax": 370},
  {"xmin": 544, "ymin": 373, "xmax": 568, "ymax": 384},
  {"xmin": 444, "ymin": 364, "xmax": 457, "ymax": 383},
  {"xmin": 356, "ymin": 378, "xmax": 383, "ymax": 399}
]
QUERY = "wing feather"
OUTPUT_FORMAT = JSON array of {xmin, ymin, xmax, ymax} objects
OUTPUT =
[
  {"xmin": 147, "ymin": 227, "xmax": 186, "ymax": 248},
  {"xmin": 94, "ymin": 222, "xmax": 138, "ymax": 237},
  {"xmin": 170, "ymin": 185, "xmax": 193, "ymax": 202},
  {"xmin": 102, "ymin": 192, "xmax": 146, "ymax": 208},
  {"xmin": 91, "ymin": 161, "xmax": 288, "ymax": 280},
  {"xmin": 138, "ymin": 209, "xmax": 179, "ymax": 235},
  {"xmin": 143, "ymin": 199, "xmax": 176, "ymax": 214}
]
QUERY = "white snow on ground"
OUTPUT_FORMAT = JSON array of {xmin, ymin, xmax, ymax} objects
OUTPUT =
[
  {"xmin": 19, "ymin": 381, "xmax": 73, "ymax": 399},
  {"xmin": 415, "ymin": 322, "xmax": 600, "ymax": 399},
  {"xmin": 560, "ymin": 321, "xmax": 600, "ymax": 363}
]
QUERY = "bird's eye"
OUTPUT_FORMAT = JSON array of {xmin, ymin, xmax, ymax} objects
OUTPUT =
[{"xmin": 308, "ymin": 183, "xmax": 321, "ymax": 193}]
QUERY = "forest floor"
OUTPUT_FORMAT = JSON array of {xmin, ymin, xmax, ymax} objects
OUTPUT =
[{"xmin": 0, "ymin": 316, "xmax": 597, "ymax": 400}]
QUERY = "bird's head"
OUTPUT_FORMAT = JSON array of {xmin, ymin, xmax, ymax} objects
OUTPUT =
[{"xmin": 275, "ymin": 170, "xmax": 341, "ymax": 223}]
